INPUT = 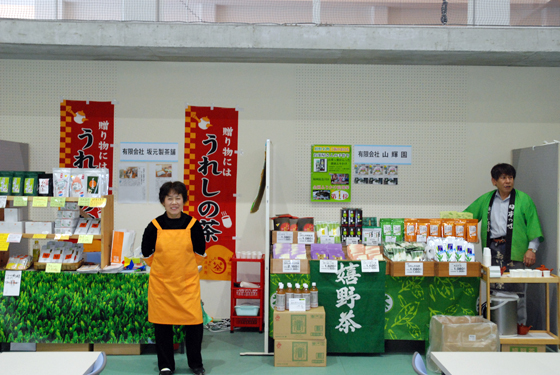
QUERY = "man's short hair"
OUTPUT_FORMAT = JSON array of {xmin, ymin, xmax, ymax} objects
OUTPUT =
[
  {"xmin": 491, "ymin": 163, "xmax": 516, "ymax": 180},
  {"xmin": 159, "ymin": 181, "xmax": 188, "ymax": 203}
]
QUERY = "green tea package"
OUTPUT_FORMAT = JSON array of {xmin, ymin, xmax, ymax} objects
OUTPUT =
[
  {"xmin": 379, "ymin": 218, "xmax": 393, "ymax": 242},
  {"xmin": 11, "ymin": 171, "xmax": 25, "ymax": 196},
  {"xmin": 391, "ymin": 218, "xmax": 405, "ymax": 242},
  {"xmin": 23, "ymin": 172, "xmax": 41, "ymax": 196},
  {"xmin": 0, "ymin": 171, "xmax": 14, "ymax": 195},
  {"xmin": 38, "ymin": 173, "xmax": 53, "ymax": 196}
]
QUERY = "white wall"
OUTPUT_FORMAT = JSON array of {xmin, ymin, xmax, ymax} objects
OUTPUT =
[{"xmin": 1, "ymin": 60, "xmax": 559, "ymax": 318}]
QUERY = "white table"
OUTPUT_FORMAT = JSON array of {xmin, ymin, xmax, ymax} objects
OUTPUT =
[
  {"xmin": 431, "ymin": 352, "xmax": 560, "ymax": 375},
  {"xmin": 0, "ymin": 351, "xmax": 102, "ymax": 375}
]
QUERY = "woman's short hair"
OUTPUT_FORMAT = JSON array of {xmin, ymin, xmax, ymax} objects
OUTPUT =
[
  {"xmin": 159, "ymin": 181, "xmax": 188, "ymax": 203},
  {"xmin": 491, "ymin": 163, "xmax": 516, "ymax": 180}
]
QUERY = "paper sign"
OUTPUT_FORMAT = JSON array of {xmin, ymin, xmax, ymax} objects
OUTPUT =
[
  {"xmin": 405, "ymin": 262, "xmax": 424, "ymax": 276},
  {"xmin": 276, "ymin": 232, "xmax": 294, "ymax": 244},
  {"xmin": 449, "ymin": 262, "xmax": 467, "ymax": 276},
  {"xmin": 78, "ymin": 197, "xmax": 91, "ymax": 207},
  {"xmin": 13, "ymin": 197, "xmax": 28, "ymax": 207},
  {"xmin": 89, "ymin": 198, "xmax": 107, "ymax": 208},
  {"xmin": 319, "ymin": 236, "xmax": 335, "ymax": 244},
  {"xmin": 282, "ymin": 260, "xmax": 301, "ymax": 273},
  {"xmin": 3, "ymin": 271, "xmax": 22, "ymax": 296},
  {"xmin": 50, "ymin": 197, "xmax": 66, "ymax": 207},
  {"xmin": 7, "ymin": 234, "xmax": 22, "ymax": 243},
  {"xmin": 365, "ymin": 238, "xmax": 379, "ymax": 246},
  {"xmin": 45, "ymin": 263, "xmax": 63, "ymax": 273},
  {"xmin": 54, "ymin": 234, "xmax": 70, "ymax": 240},
  {"xmin": 33, "ymin": 234, "xmax": 48, "ymax": 239},
  {"xmin": 385, "ymin": 236, "xmax": 397, "ymax": 243},
  {"xmin": 32, "ymin": 197, "xmax": 49, "ymax": 207},
  {"xmin": 416, "ymin": 234, "xmax": 427, "ymax": 243},
  {"xmin": 0, "ymin": 242, "xmax": 8, "ymax": 251},
  {"xmin": 297, "ymin": 232, "xmax": 315, "ymax": 244},
  {"xmin": 288, "ymin": 298, "xmax": 306, "ymax": 312},
  {"xmin": 78, "ymin": 235, "xmax": 94, "ymax": 244},
  {"xmin": 0, "ymin": 196, "xmax": 6, "ymax": 208},
  {"xmin": 469, "ymin": 335, "xmax": 476, "ymax": 341},
  {"xmin": 320, "ymin": 259, "xmax": 338, "ymax": 273},
  {"xmin": 346, "ymin": 237, "xmax": 359, "ymax": 245},
  {"xmin": 361, "ymin": 259, "xmax": 380, "ymax": 273}
]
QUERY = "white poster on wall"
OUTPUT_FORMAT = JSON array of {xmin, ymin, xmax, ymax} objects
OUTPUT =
[
  {"xmin": 118, "ymin": 163, "xmax": 147, "ymax": 203},
  {"xmin": 148, "ymin": 163, "xmax": 178, "ymax": 203}
]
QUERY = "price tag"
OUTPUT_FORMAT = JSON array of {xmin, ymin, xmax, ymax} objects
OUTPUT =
[
  {"xmin": 7, "ymin": 234, "xmax": 22, "ymax": 243},
  {"xmin": 385, "ymin": 236, "xmax": 397, "ymax": 243},
  {"xmin": 3, "ymin": 271, "xmax": 22, "ymax": 296},
  {"xmin": 346, "ymin": 237, "xmax": 359, "ymax": 245},
  {"xmin": 319, "ymin": 259, "xmax": 338, "ymax": 273},
  {"xmin": 54, "ymin": 234, "xmax": 70, "ymax": 240},
  {"xmin": 365, "ymin": 238, "xmax": 379, "ymax": 246},
  {"xmin": 276, "ymin": 231, "xmax": 294, "ymax": 244},
  {"xmin": 405, "ymin": 262, "xmax": 424, "ymax": 276},
  {"xmin": 13, "ymin": 196, "xmax": 28, "ymax": 207},
  {"xmin": 89, "ymin": 198, "xmax": 107, "ymax": 207},
  {"xmin": 45, "ymin": 263, "xmax": 63, "ymax": 273},
  {"xmin": 361, "ymin": 259, "xmax": 380, "ymax": 273},
  {"xmin": 78, "ymin": 197, "xmax": 91, "ymax": 207},
  {"xmin": 33, "ymin": 234, "xmax": 48, "ymax": 239},
  {"xmin": 319, "ymin": 236, "xmax": 335, "ymax": 244},
  {"xmin": 416, "ymin": 234, "xmax": 427, "ymax": 243},
  {"xmin": 0, "ymin": 242, "xmax": 9, "ymax": 251},
  {"xmin": 0, "ymin": 196, "xmax": 6, "ymax": 208},
  {"xmin": 32, "ymin": 197, "xmax": 49, "ymax": 207},
  {"xmin": 282, "ymin": 260, "xmax": 301, "ymax": 273},
  {"xmin": 50, "ymin": 197, "xmax": 66, "ymax": 207},
  {"xmin": 297, "ymin": 232, "xmax": 315, "ymax": 244},
  {"xmin": 449, "ymin": 262, "xmax": 467, "ymax": 276},
  {"xmin": 288, "ymin": 298, "xmax": 306, "ymax": 312},
  {"xmin": 78, "ymin": 235, "xmax": 94, "ymax": 244},
  {"xmin": 468, "ymin": 335, "xmax": 476, "ymax": 341}
]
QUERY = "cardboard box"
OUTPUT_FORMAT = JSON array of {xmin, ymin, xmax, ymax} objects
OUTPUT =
[
  {"xmin": 502, "ymin": 344, "xmax": 546, "ymax": 352},
  {"xmin": 270, "ymin": 258, "xmax": 310, "ymax": 274},
  {"xmin": 4, "ymin": 208, "xmax": 23, "ymax": 222},
  {"xmin": 273, "ymin": 306, "xmax": 325, "ymax": 339},
  {"xmin": 0, "ymin": 221, "xmax": 24, "ymax": 233},
  {"xmin": 435, "ymin": 261, "xmax": 482, "ymax": 277},
  {"xmin": 25, "ymin": 221, "xmax": 54, "ymax": 234},
  {"xmin": 427, "ymin": 315, "xmax": 499, "ymax": 372},
  {"xmin": 274, "ymin": 339, "xmax": 326, "ymax": 367},
  {"xmin": 94, "ymin": 343, "xmax": 144, "ymax": 355}
]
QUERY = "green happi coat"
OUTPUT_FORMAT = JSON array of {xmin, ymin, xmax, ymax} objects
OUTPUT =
[{"xmin": 464, "ymin": 189, "xmax": 544, "ymax": 262}]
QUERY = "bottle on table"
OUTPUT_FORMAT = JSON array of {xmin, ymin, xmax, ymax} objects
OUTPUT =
[
  {"xmin": 302, "ymin": 283, "xmax": 311, "ymax": 311},
  {"xmin": 286, "ymin": 283, "xmax": 294, "ymax": 311},
  {"xmin": 310, "ymin": 282, "xmax": 319, "ymax": 308},
  {"xmin": 294, "ymin": 283, "xmax": 302, "ymax": 300},
  {"xmin": 276, "ymin": 283, "xmax": 286, "ymax": 312},
  {"xmin": 32, "ymin": 240, "xmax": 40, "ymax": 263}
]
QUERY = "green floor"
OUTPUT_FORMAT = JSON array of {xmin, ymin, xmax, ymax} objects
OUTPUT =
[{"xmin": 102, "ymin": 328, "xmax": 423, "ymax": 375}]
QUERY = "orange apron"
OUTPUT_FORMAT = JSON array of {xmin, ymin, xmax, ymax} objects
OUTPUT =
[{"xmin": 148, "ymin": 217, "xmax": 203, "ymax": 325}]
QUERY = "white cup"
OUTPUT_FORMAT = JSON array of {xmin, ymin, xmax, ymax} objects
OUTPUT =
[
  {"xmin": 543, "ymin": 270, "xmax": 551, "ymax": 277},
  {"xmin": 532, "ymin": 269, "xmax": 542, "ymax": 277},
  {"xmin": 519, "ymin": 269, "xmax": 528, "ymax": 277},
  {"xmin": 510, "ymin": 269, "xmax": 520, "ymax": 277},
  {"xmin": 251, "ymin": 251, "xmax": 257, "ymax": 259},
  {"xmin": 239, "ymin": 251, "xmax": 247, "ymax": 259}
]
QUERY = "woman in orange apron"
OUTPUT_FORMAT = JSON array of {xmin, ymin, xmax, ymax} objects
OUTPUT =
[{"xmin": 142, "ymin": 181, "xmax": 207, "ymax": 375}]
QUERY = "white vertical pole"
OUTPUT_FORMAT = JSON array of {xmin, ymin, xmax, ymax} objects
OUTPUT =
[
  {"xmin": 312, "ymin": 0, "xmax": 321, "ymax": 24},
  {"xmin": 263, "ymin": 139, "xmax": 271, "ymax": 353}
]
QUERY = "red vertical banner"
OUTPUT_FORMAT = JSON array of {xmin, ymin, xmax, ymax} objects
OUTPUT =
[
  {"xmin": 60, "ymin": 100, "xmax": 115, "ymax": 218},
  {"xmin": 185, "ymin": 106, "xmax": 238, "ymax": 281}
]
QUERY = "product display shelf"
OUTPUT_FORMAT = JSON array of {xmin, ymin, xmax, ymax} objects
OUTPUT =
[
  {"xmin": 1, "ymin": 195, "xmax": 114, "ymax": 269},
  {"xmin": 481, "ymin": 265, "xmax": 560, "ymax": 346},
  {"xmin": 230, "ymin": 254, "xmax": 265, "ymax": 333}
]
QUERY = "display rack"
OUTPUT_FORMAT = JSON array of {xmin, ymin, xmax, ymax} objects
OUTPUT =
[
  {"xmin": 481, "ymin": 265, "xmax": 560, "ymax": 347},
  {"xmin": 1, "ymin": 195, "xmax": 114, "ymax": 268},
  {"xmin": 230, "ymin": 254, "xmax": 264, "ymax": 333}
]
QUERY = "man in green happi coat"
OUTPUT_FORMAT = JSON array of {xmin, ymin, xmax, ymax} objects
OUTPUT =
[{"xmin": 464, "ymin": 163, "xmax": 543, "ymax": 324}]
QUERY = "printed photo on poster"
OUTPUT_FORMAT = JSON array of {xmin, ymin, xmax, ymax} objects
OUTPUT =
[
  {"xmin": 314, "ymin": 158, "xmax": 328, "ymax": 172},
  {"xmin": 353, "ymin": 163, "xmax": 399, "ymax": 185},
  {"xmin": 118, "ymin": 163, "xmax": 147, "ymax": 203},
  {"xmin": 149, "ymin": 163, "xmax": 178, "ymax": 203}
]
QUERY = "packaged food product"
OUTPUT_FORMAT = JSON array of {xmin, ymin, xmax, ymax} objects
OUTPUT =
[
  {"xmin": 70, "ymin": 172, "xmax": 86, "ymax": 197},
  {"xmin": 404, "ymin": 219, "xmax": 418, "ymax": 242},
  {"xmin": 380, "ymin": 218, "xmax": 393, "ymax": 242},
  {"xmin": 0, "ymin": 171, "xmax": 14, "ymax": 195},
  {"xmin": 429, "ymin": 219, "xmax": 442, "ymax": 237},
  {"xmin": 466, "ymin": 219, "xmax": 479, "ymax": 243},
  {"xmin": 391, "ymin": 218, "xmax": 405, "ymax": 242},
  {"xmin": 53, "ymin": 168, "xmax": 71, "ymax": 197},
  {"xmin": 442, "ymin": 219, "xmax": 455, "ymax": 238},
  {"xmin": 23, "ymin": 172, "xmax": 41, "ymax": 196},
  {"xmin": 11, "ymin": 171, "xmax": 25, "ymax": 196},
  {"xmin": 38, "ymin": 173, "xmax": 53, "ymax": 196},
  {"xmin": 454, "ymin": 219, "xmax": 467, "ymax": 240},
  {"xmin": 416, "ymin": 219, "xmax": 430, "ymax": 243}
]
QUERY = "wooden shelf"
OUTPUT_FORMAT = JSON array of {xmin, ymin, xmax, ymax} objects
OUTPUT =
[
  {"xmin": 499, "ymin": 331, "xmax": 559, "ymax": 345},
  {"xmin": 20, "ymin": 234, "xmax": 102, "ymax": 240},
  {"xmin": 5, "ymin": 196, "xmax": 83, "ymax": 202}
]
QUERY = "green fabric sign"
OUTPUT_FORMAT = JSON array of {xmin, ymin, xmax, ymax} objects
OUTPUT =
[
  {"xmin": 385, "ymin": 277, "xmax": 480, "ymax": 341},
  {"xmin": 310, "ymin": 261, "xmax": 386, "ymax": 353},
  {"xmin": 0, "ymin": 271, "xmax": 187, "ymax": 343}
]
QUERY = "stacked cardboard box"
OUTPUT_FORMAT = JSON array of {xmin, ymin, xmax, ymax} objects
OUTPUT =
[{"xmin": 273, "ymin": 306, "xmax": 326, "ymax": 367}]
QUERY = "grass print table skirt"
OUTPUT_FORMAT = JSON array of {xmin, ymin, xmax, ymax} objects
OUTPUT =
[{"xmin": 0, "ymin": 271, "xmax": 187, "ymax": 344}]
